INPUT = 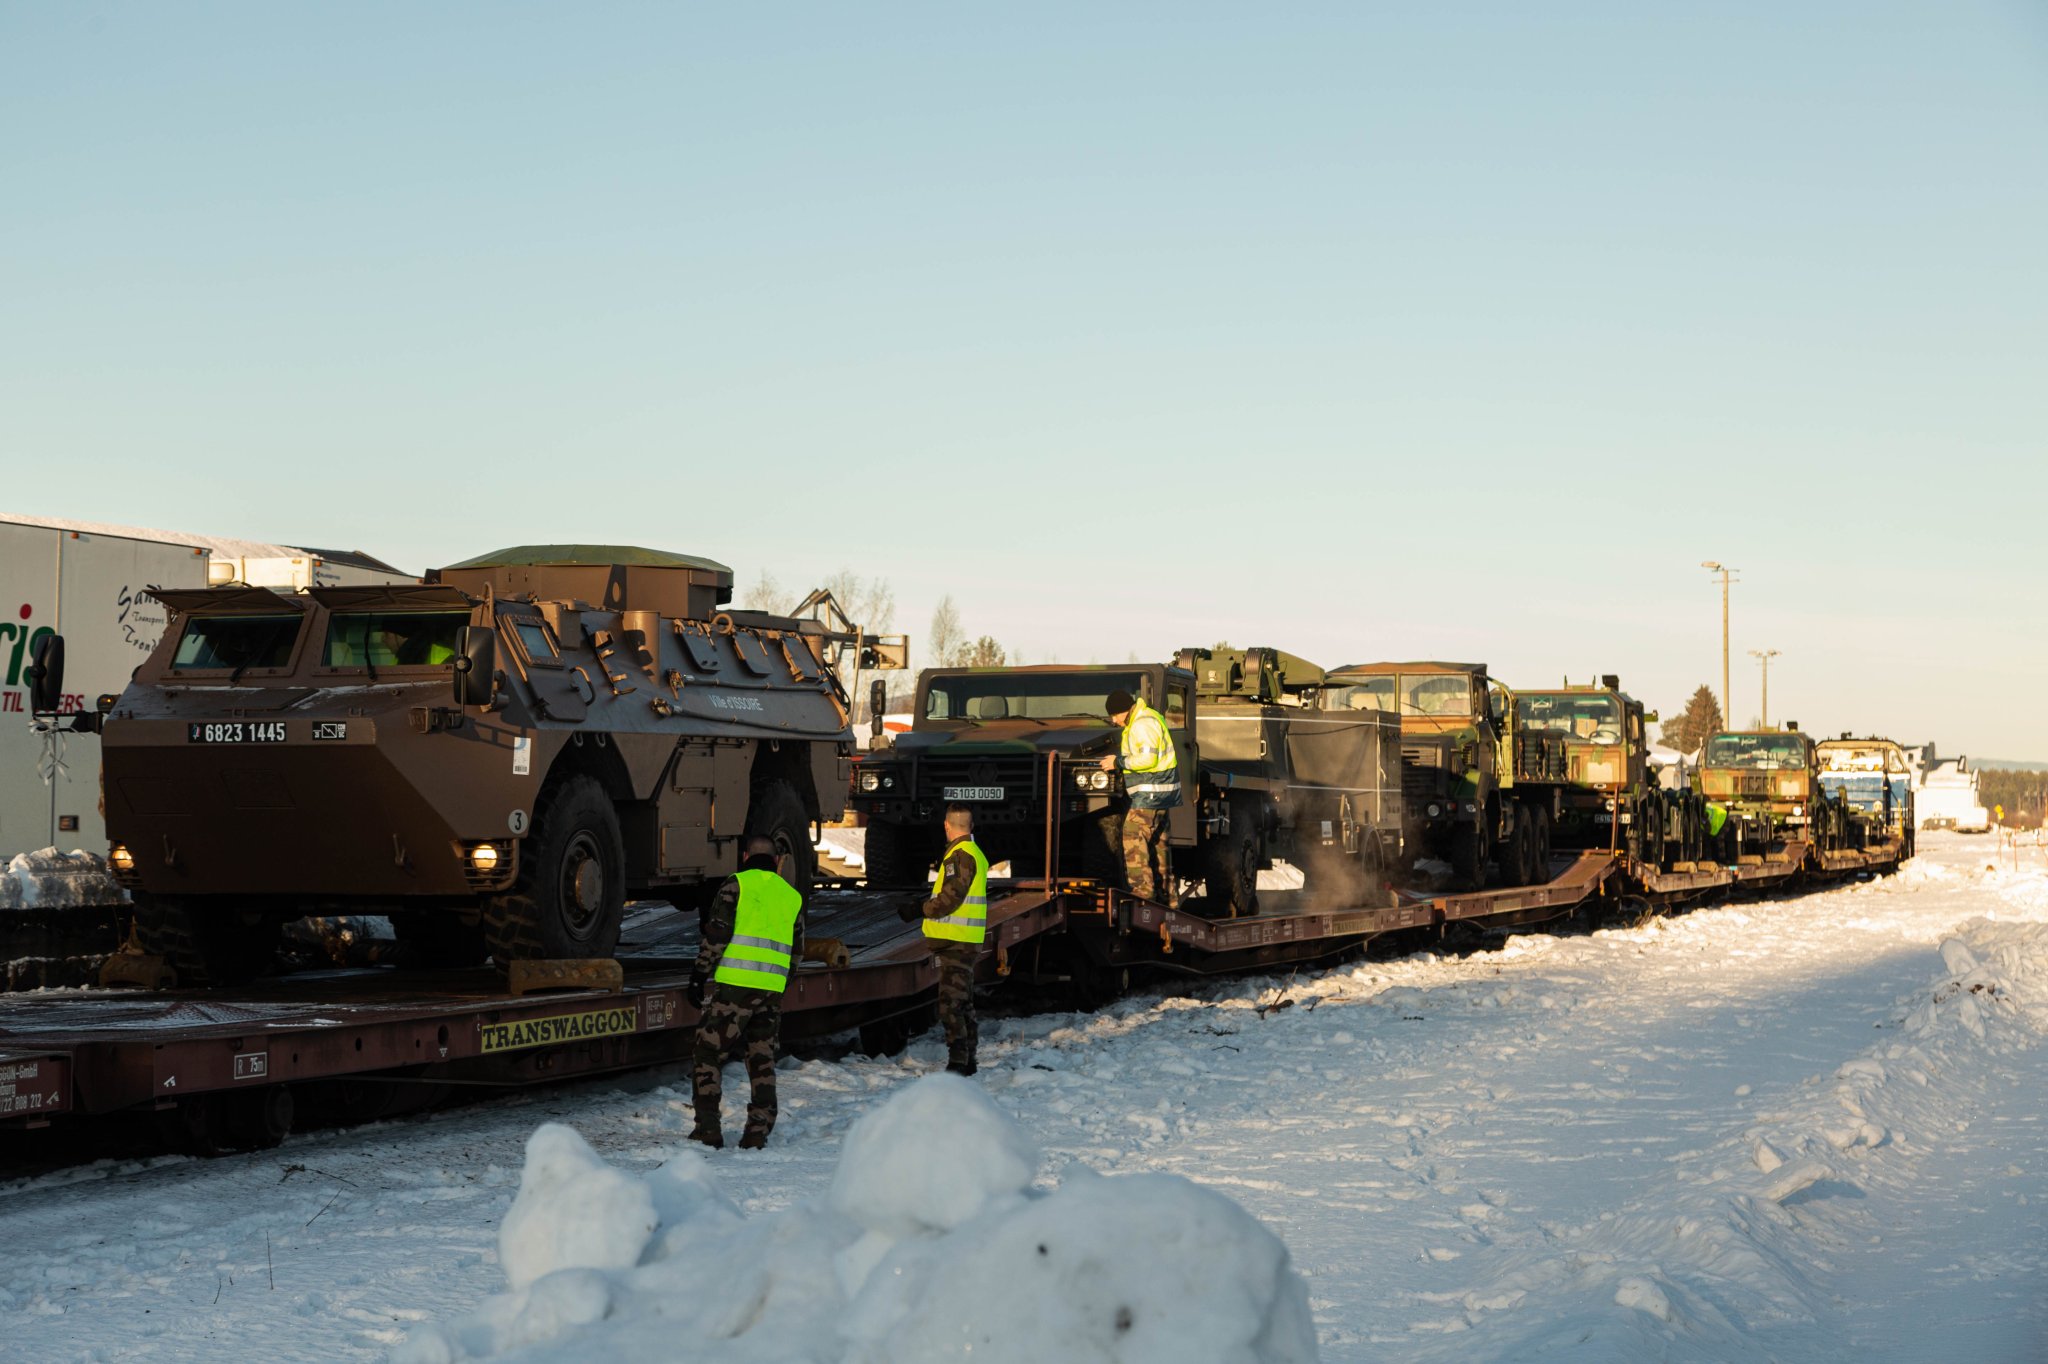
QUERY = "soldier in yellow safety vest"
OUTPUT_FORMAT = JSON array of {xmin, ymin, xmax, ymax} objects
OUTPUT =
[
  {"xmin": 689, "ymin": 837, "xmax": 805, "ymax": 1149},
  {"xmin": 1099, "ymin": 687, "xmax": 1182, "ymax": 905},
  {"xmin": 897, "ymin": 804, "xmax": 987, "ymax": 1075}
]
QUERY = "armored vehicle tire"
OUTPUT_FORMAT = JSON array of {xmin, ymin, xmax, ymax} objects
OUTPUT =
[
  {"xmin": 394, "ymin": 913, "xmax": 491, "ymax": 969},
  {"xmin": 482, "ymin": 776, "xmax": 626, "ymax": 965},
  {"xmin": 1203, "ymin": 815, "xmax": 1259, "ymax": 918},
  {"xmin": 745, "ymin": 780, "xmax": 816, "ymax": 900},
  {"xmin": 861, "ymin": 817, "xmax": 933, "ymax": 889},
  {"xmin": 132, "ymin": 893, "xmax": 279, "ymax": 988}
]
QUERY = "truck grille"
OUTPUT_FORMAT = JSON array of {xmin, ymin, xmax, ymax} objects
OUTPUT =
[
  {"xmin": 1515, "ymin": 736, "xmax": 1569, "ymax": 783},
  {"xmin": 1733, "ymin": 773, "xmax": 1770, "ymax": 798},
  {"xmin": 1400, "ymin": 744, "xmax": 1445, "ymax": 797},
  {"xmin": 913, "ymin": 756, "xmax": 1041, "ymax": 803}
]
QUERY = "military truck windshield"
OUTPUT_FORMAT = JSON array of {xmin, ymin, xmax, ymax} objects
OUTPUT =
[
  {"xmin": 924, "ymin": 671, "xmax": 1145, "ymax": 722},
  {"xmin": 1403, "ymin": 674, "xmax": 1475, "ymax": 718},
  {"xmin": 171, "ymin": 615, "xmax": 302, "ymax": 671},
  {"xmin": 1321, "ymin": 678, "xmax": 1395, "ymax": 712},
  {"xmin": 1703, "ymin": 734, "xmax": 1808, "ymax": 770},
  {"xmin": 323, "ymin": 611, "xmax": 467, "ymax": 668},
  {"xmin": 1518, "ymin": 693, "xmax": 1622, "ymax": 744}
]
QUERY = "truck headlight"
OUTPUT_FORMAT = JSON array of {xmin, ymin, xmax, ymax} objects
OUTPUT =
[
  {"xmin": 109, "ymin": 844, "xmax": 135, "ymax": 873},
  {"xmin": 1090, "ymin": 770, "xmax": 1112, "ymax": 791},
  {"xmin": 1073, "ymin": 769, "xmax": 1092, "ymax": 789},
  {"xmin": 859, "ymin": 771, "xmax": 881, "ymax": 793}
]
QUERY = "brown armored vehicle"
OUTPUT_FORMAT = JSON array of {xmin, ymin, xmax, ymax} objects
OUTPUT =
[{"xmin": 83, "ymin": 546, "xmax": 904, "ymax": 984}]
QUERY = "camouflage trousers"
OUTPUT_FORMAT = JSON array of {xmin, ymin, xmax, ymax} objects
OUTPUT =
[
  {"xmin": 932, "ymin": 941, "xmax": 978, "ymax": 1070},
  {"xmin": 1121, "ymin": 807, "xmax": 1175, "ymax": 904},
  {"xmin": 692, "ymin": 985, "xmax": 781, "ymax": 1139}
]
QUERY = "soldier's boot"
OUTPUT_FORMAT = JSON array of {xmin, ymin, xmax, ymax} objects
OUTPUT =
[
  {"xmin": 739, "ymin": 1046, "xmax": 776, "ymax": 1149},
  {"xmin": 689, "ymin": 1118, "xmax": 724, "ymax": 1150},
  {"xmin": 946, "ymin": 1051, "xmax": 977, "ymax": 1077},
  {"xmin": 738, "ymin": 1127, "xmax": 769, "ymax": 1150}
]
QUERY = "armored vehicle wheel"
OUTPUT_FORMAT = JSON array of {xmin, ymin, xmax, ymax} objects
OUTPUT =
[
  {"xmin": 1203, "ymin": 814, "xmax": 1259, "ymax": 917},
  {"xmin": 132, "ymin": 893, "xmax": 279, "ymax": 988},
  {"xmin": 482, "ymin": 776, "xmax": 626, "ymax": 964},
  {"xmin": 746, "ymin": 780, "xmax": 816, "ymax": 900},
  {"xmin": 862, "ymin": 817, "xmax": 935, "ymax": 889},
  {"xmin": 394, "ymin": 913, "xmax": 490, "ymax": 969}
]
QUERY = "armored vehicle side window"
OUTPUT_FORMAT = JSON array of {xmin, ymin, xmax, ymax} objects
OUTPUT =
[
  {"xmin": 171, "ymin": 615, "xmax": 302, "ymax": 672},
  {"xmin": 1322, "ymin": 678, "xmax": 1395, "ymax": 712},
  {"xmin": 1166, "ymin": 685, "xmax": 1189, "ymax": 726},
  {"xmin": 924, "ymin": 671, "xmax": 1145, "ymax": 722},
  {"xmin": 510, "ymin": 619, "xmax": 561, "ymax": 667},
  {"xmin": 1703, "ymin": 734, "xmax": 1808, "ymax": 770},
  {"xmin": 323, "ymin": 611, "xmax": 467, "ymax": 668}
]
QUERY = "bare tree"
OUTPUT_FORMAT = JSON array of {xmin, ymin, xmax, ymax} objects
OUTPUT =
[
  {"xmin": 928, "ymin": 594, "xmax": 963, "ymax": 671},
  {"xmin": 739, "ymin": 570, "xmax": 795, "ymax": 615}
]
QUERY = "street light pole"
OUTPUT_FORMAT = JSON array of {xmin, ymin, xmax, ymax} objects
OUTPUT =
[
  {"xmin": 1701, "ymin": 562, "xmax": 1738, "ymax": 727},
  {"xmin": 1749, "ymin": 648, "xmax": 1780, "ymax": 727}
]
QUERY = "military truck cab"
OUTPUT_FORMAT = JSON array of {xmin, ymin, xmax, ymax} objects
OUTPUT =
[
  {"xmin": 1696, "ymin": 724, "xmax": 1851, "ymax": 856},
  {"xmin": 1816, "ymin": 735, "xmax": 1916, "ymax": 855},
  {"xmin": 94, "ymin": 546, "xmax": 901, "ymax": 985},
  {"xmin": 1515, "ymin": 679, "xmax": 1706, "ymax": 871},
  {"xmin": 852, "ymin": 663, "xmax": 1199, "ymax": 887},
  {"xmin": 1319, "ymin": 662, "xmax": 1556, "ymax": 888}
]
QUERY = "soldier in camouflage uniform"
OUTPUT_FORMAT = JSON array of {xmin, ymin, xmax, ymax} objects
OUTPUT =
[
  {"xmin": 1100, "ymin": 687, "xmax": 1183, "ymax": 905},
  {"xmin": 898, "ymin": 805, "xmax": 987, "ymax": 1075},
  {"xmin": 690, "ymin": 838, "xmax": 804, "ymax": 1149}
]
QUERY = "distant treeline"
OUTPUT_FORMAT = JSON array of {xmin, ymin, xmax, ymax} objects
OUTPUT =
[{"xmin": 1977, "ymin": 768, "xmax": 2048, "ymax": 827}]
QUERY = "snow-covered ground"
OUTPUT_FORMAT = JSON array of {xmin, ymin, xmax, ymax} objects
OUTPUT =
[{"xmin": 1, "ymin": 832, "xmax": 2042, "ymax": 1362}]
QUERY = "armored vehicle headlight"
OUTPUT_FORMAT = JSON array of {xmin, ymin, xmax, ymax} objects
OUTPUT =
[
  {"xmin": 1090, "ymin": 770, "xmax": 1112, "ymax": 791},
  {"xmin": 859, "ymin": 770, "xmax": 882, "ymax": 793},
  {"xmin": 470, "ymin": 843, "xmax": 501, "ymax": 872},
  {"xmin": 109, "ymin": 844, "xmax": 134, "ymax": 873}
]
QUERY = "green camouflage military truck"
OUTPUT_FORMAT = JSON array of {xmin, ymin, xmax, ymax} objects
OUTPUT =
[
  {"xmin": 1512, "ymin": 677, "xmax": 1708, "ymax": 871},
  {"xmin": 1695, "ymin": 724, "xmax": 1852, "ymax": 859},
  {"xmin": 850, "ymin": 647, "xmax": 1400, "ymax": 915},
  {"xmin": 1316, "ymin": 661, "xmax": 1563, "ymax": 888}
]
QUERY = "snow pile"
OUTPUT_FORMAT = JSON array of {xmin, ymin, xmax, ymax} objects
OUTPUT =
[
  {"xmin": 0, "ymin": 846, "xmax": 127, "ymax": 911},
  {"xmin": 1417, "ymin": 909, "xmax": 2048, "ymax": 1359},
  {"xmin": 394, "ymin": 1075, "xmax": 1317, "ymax": 1364}
]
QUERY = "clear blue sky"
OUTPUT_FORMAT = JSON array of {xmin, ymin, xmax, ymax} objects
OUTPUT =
[{"xmin": 4, "ymin": 3, "xmax": 2044, "ymax": 754}]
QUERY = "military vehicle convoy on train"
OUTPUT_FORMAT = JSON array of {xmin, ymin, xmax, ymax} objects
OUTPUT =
[
  {"xmin": 849, "ymin": 647, "xmax": 1401, "ymax": 915},
  {"xmin": 1316, "ymin": 661, "xmax": 1565, "ymax": 888},
  {"xmin": 1816, "ymin": 735, "xmax": 1916, "ymax": 854},
  {"xmin": 1513, "ymin": 677, "xmax": 1710, "ymax": 871},
  {"xmin": 63, "ymin": 546, "xmax": 904, "ymax": 984},
  {"xmin": 1695, "ymin": 725, "xmax": 1853, "ymax": 858}
]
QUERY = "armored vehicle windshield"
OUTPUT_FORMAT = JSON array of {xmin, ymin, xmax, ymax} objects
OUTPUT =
[
  {"xmin": 1517, "ymin": 692, "xmax": 1622, "ymax": 744},
  {"xmin": 321, "ymin": 609, "xmax": 466, "ymax": 668},
  {"xmin": 171, "ymin": 614, "xmax": 303, "ymax": 672},
  {"xmin": 1704, "ymin": 733, "xmax": 1808, "ymax": 769},
  {"xmin": 922, "ymin": 670, "xmax": 1146, "ymax": 722}
]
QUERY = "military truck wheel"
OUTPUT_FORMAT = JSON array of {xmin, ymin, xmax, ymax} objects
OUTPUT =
[
  {"xmin": 746, "ymin": 780, "xmax": 816, "ymax": 900},
  {"xmin": 393, "ymin": 913, "xmax": 490, "ymax": 969},
  {"xmin": 132, "ymin": 893, "xmax": 279, "ymax": 988},
  {"xmin": 1203, "ymin": 817, "xmax": 1259, "ymax": 917},
  {"xmin": 862, "ymin": 818, "xmax": 933, "ymax": 889},
  {"xmin": 1509, "ymin": 818, "xmax": 1538, "ymax": 886},
  {"xmin": 482, "ymin": 776, "xmax": 626, "ymax": 964},
  {"xmin": 1449, "ymin": 823, "xmax": 1488, "ymax": 890},
  {"xmin": 1533, "ymin": 807, "xmax": 1553, "ymax": 881}
]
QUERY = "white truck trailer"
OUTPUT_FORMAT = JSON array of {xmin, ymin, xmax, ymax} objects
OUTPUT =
[{"xmin": 1, "ymin": 515, "xmax": 413, "ymax": 879}]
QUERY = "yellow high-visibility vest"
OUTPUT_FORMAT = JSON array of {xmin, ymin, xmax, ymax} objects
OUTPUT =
[
  {"xmin": 713, "ymin": 868, "xmax": 803, "ymax": 992},
  {"xmin": 923, "ymin": 838, "xmax": 989, "ymax": 944}
]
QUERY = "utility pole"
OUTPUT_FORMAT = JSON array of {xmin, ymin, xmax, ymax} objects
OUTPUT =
[
  {"xmin": 1749, "ymin": 648, "xmax": 1780, "ymax": 727},
  {"xmin": 1701, "ymin": 561, "xmax": 1738, "ymax": 727}
]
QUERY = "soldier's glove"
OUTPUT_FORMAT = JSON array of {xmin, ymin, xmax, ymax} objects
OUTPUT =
[{"xmin": 896, "ymin": 897, "xmax": 922, "ymax": 923}]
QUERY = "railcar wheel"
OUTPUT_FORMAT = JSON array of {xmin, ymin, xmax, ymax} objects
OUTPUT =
[
  {"xmin": 746, "ymin": 780, "xmax": 816, "ymax": 900},
  {"xmin": 132, "ymin": 893, "xmax": 279, "ymax": 988},
  {"xmin": 482, "ymin": 776, "xmax": 626, "ymax": 964}
]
